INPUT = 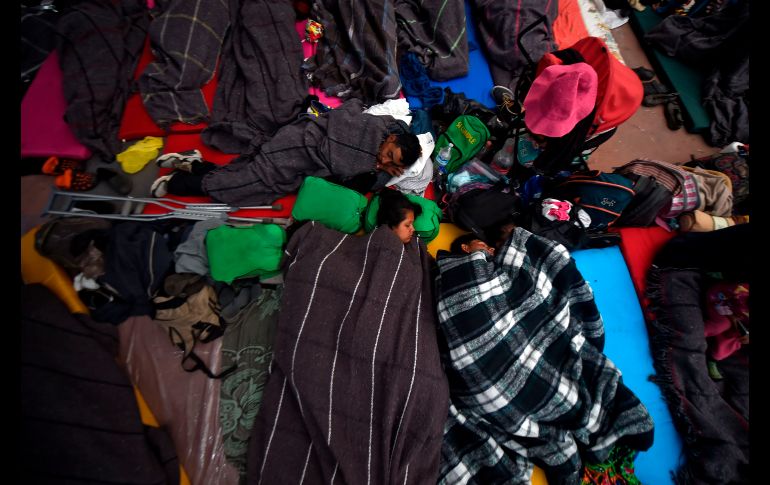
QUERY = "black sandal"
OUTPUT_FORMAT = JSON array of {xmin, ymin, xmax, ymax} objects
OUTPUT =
[
  {"xmin": 643, "ymin": 80, "xmax": 670, "ymax": 96},
  {"xmin": 632, "ymin": 66, "xmax": 656, "ymax": 82},
  {"xmin": 643, "ymin": 92, "xmax": 679, "ymax": 107},
  {"xmin": 664, "ymin": 100, "xmax": 684, "ymax": 130}
]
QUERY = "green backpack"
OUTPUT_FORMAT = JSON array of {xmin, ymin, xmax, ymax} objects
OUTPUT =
[
  {"xmin": 433, "ymin": 115, "xmax": 490, "ymax": 173},
  {"xmin": 291, "ymin": 176, "xmax": 369, "ymax": 233},
  {"xmin": 363, "ymin": 193, "xmax": 442, "ymax": 242}
]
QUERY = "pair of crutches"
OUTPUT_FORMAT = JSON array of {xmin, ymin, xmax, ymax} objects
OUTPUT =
[{"xmin": 43, "ymin": 191, "xmax": 293, "ymax": 227}]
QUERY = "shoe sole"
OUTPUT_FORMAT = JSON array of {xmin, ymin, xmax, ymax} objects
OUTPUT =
[
  {"xmin": 155, "ymin": 150, "xmax": 202, "ymax": 168},
  {"xmin": 150, "ymin": 175, "xmax": 172, "ymax": 197}
]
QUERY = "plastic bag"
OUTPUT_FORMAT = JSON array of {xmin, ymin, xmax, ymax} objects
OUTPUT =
[{"xmin": 447, "ymin": 159, "xmax": 505, "ymax": 194}]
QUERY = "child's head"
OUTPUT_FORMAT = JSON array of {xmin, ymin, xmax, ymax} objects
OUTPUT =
[
  {"xmin": 377, "ymin": 190, "xmax": 423, "ymax": 244},
  {"xmin": 450, "ymin": 234, "xmax": 495, "ymax": 256}
]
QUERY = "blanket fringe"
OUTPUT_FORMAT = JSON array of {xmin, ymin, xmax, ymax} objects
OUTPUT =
[{"xmin": 644, "ymin": 265, "xmax": 701, "ymax": 484}]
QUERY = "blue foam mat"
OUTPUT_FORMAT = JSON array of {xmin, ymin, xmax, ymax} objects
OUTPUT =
[{"xmin": 572, "ymin": 246, "xmax": 683, "ymax": 484}]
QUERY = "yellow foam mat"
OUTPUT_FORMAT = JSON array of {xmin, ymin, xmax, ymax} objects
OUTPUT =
[
  {"xmin": 426, "ymin": 222, "xmax": 469, "ymax": 258},
  {"xmin": 427, "ymin": 224, "xmax": 549, "ymax": 485},
  {"xmin": 21, "ymin": 226, "xmax": 88, "ymax": 315}
]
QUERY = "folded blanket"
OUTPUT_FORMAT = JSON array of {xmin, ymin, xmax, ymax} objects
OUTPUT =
[{"xmin": 436, "ymin": 227, "xmax": 654, "ymax": 484}]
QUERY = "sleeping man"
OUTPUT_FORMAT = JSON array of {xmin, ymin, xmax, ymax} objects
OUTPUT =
[{"xmin": 150, "ymin": 98, "xmax": 421, "ymax": 207}]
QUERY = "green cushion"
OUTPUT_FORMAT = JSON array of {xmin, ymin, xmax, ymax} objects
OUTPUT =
[
  {"xmin": 291, "ymin": 177, "xmax": 369, "ymax": 234},
  {"xmin": 205, "ymin": 223, "xmax": 287, "ymax": 284},
  {"xmin": 364, "ymin": 193, "xmax": 442, "ymax": 242},
  {"xmin": 629, "ymin": 8, "xmax": 711, "ymax": 133}
]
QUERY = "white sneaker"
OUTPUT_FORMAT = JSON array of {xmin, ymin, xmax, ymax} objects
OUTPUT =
[
  {"xmin": 150, "ymin": 174, "xmax": 173, "ymax": 197},
  {"xmin": 155, "ymin": 149, "xmax": 202, "ymax": 170}
]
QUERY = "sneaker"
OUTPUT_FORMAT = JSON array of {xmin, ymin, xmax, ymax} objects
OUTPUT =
[
  {"xmin": 150, "ymin": 174, "xmax": 174, "ymax": 197},
  {"xmin": 491, "ymin": 85, "xmax": 517, "ymax": 115},
  {"xmin": 155, "ymin": 149, "xmax": 203, "ymax": 170},
  {"xmin": 309, "ymin": 99, "xmax": 332, "ymax": 115}
]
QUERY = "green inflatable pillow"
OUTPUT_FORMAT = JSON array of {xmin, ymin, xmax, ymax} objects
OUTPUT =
[
  {"xmin": 205, "ymin": 223, "xmax": 287, "ymax": 284},
  {"xmin": 291, "ymin": 177, "xmax": 369, "ymax": 234}
]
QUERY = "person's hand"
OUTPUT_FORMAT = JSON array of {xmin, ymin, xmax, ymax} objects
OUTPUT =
[{"xmin": 380, "ymin": 164, "xmax": 404, "ymax": 178}]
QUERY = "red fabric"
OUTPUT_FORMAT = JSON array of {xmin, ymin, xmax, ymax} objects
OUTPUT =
[
  {"xmin": 553, "ymin": 0, "xmax": 590, "ymax": 50},
  {"xmin": 616, "ymin": 227, "xmax": 677, "ymax": 315},
  {"xmin": 143, "ymin": 133, "xmax": 296, "ymax": 218},
  {"xmin": 423, "ymin": 182, "xmax": 435, "ymax": 201},
  {"xmin": 21, "ymin": 51, "xmax": 92, "ymax": 160},
  {"xmin": 117, "ymin": 38, "xmax": 217, "ymax": 140}
]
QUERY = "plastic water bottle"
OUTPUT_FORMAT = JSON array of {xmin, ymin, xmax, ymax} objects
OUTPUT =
[
  {"xmin": 435, "ymin": 143, "xmax": 454, "ymax": 174},
  {"xmin": 491, "ymin": 137, "xmax": 515, "ymax": 174}
]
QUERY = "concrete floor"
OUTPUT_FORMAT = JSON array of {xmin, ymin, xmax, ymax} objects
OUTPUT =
[{"xmin": 586, "ymin": 23, "xmax": 716, "ymax": 172}]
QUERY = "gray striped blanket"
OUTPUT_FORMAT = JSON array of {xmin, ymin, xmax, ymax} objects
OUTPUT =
[
  {"xmin": 470, "ymin": 0, "xmax": 559, "ymax": 92},
  {"xmin": 307, "ymin": 0, "xmax": 402, "ymax": 104},
  {"xmin": 395, "ymin": 0, "xmax": 469, "ymax": 81},
  {"xmin": 55, "ymin": 0, "xmax": 148, "ymax": 161},
  {"xmin": 435, "ymin": 228, "xmax": 654, "ymax": 484},
  {"xmin": 138, "ymin": 0, "xmax": 229, "ymax": 127},
  {"xmin": 247, "ymin": 222, "xmax": 450, "ymax": 484},
  {"xmin": 202, "ymin": 0, "xmax": 308, "ymax": 154}
]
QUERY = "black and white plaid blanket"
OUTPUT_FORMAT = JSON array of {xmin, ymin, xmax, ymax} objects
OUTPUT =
[{"xmin": 435, "ymin": 228, "xmax": 654, "ymax": 484}]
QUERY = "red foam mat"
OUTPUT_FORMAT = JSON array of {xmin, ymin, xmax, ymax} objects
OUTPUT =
[{"xmin": 616, "ymin": 227, "xmax": 677, "ymax": 314}]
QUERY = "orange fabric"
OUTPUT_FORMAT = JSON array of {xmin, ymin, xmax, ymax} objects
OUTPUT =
[
  {"xmin": 20, "ymin": 227, "xmax": 89, "ymax": 315},
  {"xmin": 553, "ymin": 0, "xmax": 589, "ymax": 50},
  {"xmin": 133, "ymin": 386, "xmax": 160, "ymax": 427},
  {"xmin": 532, "ymin": 466, "xmax": 548, "ymax": 485},
  {"xmin": 54, "ymin": 169, "xmax": 72, "ymax": 189},
  {"xmin": 42, "ymin": 156, "xmax": 60, "ymax": 175}
]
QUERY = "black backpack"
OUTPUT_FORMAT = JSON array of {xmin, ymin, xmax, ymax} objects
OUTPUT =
[
  {"xmin": 614, "ymin": 173, "xmax": 674, "ymax": 227},
  {"xmin": 448, "ymin": 183, "xmax": 522, "ymax": 241}
]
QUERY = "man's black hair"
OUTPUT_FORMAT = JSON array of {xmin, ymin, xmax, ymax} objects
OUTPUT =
[
  {"xmin": 394, "ymin": 132, "xmax": 422, "ymax": 167},
  {"xmin": 376, "ymin": 190, "xmax": 422, "ymax": 228},
  {"xmin": 450, "ymin": 233, "xmax": 482, "ymax": 254}
]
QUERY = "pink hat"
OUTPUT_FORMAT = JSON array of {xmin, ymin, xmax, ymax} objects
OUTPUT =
[{"xmin": 523, "ymin": 62, "xmax": 598, "ymax": 138}]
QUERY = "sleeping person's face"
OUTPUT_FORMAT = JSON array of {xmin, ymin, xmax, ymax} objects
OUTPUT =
[
  {"xmin": 392, "ymin": 209, "xmax": 416, "ymax": 244},
  {"xmin": 376, "ymin": 134, "xmax": 406, "ymax": 177},
  {"xmin": 462, "ymin": 239, "xmax": 495, "ymax": 256}
]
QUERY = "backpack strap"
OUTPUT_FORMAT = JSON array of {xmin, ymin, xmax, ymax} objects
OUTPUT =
[{"xmin": 169, "ymin": 327, "xmax": 236, "ymax": 379}]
